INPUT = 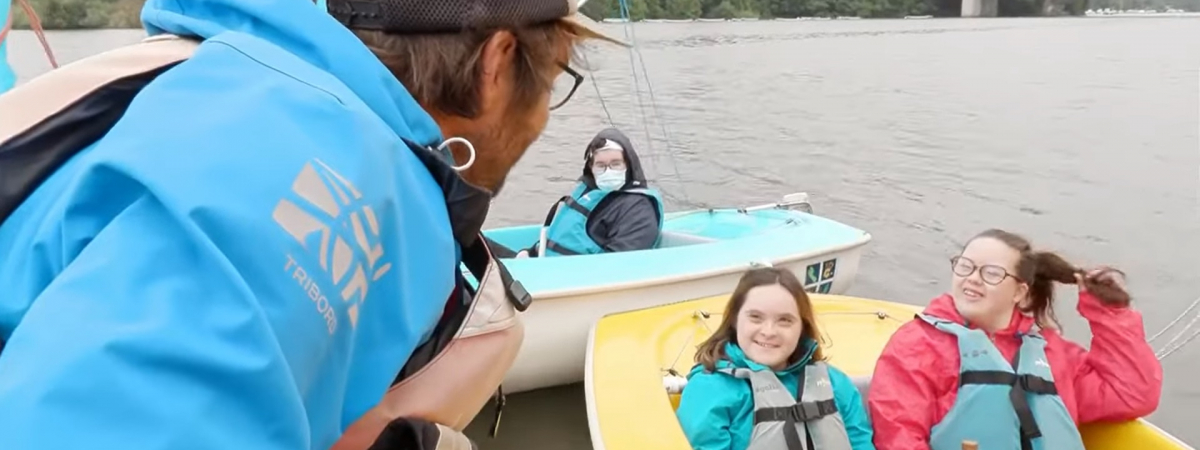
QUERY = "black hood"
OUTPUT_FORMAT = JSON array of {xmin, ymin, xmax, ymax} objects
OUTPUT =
[{"xmin": 579, "ymin": 127, "xmax": 649, "ymax": 191}]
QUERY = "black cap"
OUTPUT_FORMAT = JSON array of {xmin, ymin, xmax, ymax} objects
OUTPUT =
[{"xmin": 327, "ymin": 0, "xmax": 627, "ymax": 46}]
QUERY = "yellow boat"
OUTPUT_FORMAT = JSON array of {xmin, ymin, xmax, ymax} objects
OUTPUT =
[{"xmin": 584, "ymin": 294, "xmax": 1193, "ymax": 450}]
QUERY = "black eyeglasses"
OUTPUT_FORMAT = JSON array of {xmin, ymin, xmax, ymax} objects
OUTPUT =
[
  {"xmin": 950, "ymin": 256, "xmax": 1021, "ymax": 286},
  {"xmin": 549, "ymin": 62, "xmax": 583, "ymax": 111}
]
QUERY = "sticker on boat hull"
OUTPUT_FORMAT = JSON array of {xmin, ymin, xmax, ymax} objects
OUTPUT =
[
  {"xmin": 805, "ymin": 263, "xmax": 820, "ymax": 285},
  {"xmin": 820, "ymin": 258, "xmax": 837, "ymax": 282}
]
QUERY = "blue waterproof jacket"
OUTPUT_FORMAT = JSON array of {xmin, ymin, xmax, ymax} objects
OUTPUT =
[
  {"xmin": 0, "ymin": 0, "xmax": 489, "ymax": 448},
  {"xmin": 676, "ymin": 341, "xmax": 876, "ymax": 450}
]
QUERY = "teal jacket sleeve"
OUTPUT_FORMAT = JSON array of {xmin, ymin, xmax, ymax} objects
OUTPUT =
[
  {"xmin": 676, "ymin": 371, "xmax": 740, "ymax": 450},
  {"xmin": 829, "ymin": 365, "xmax": 877, "ymax": 450}
]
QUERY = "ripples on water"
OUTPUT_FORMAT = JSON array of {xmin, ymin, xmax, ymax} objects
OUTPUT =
[{"xmin": 8, "ymin": 16, "xmax": 1200, "ymax": 448}]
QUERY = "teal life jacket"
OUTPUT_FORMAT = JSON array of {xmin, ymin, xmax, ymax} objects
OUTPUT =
[
  {"xmin": 717, "ymin": 361, "xmax": 854, "ymax": 450},
  {"xmin": 538, "ymin": 181, "xmax": 664, "ymax": 257},
  {"xmin": 918, "ymin": 313, "xmax": 1085, "ymax": 450}
]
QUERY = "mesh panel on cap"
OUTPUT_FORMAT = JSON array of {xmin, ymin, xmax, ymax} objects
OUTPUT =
[{"xmin": 332, "ymin": 0, "xmax": 571, "ymax": 33}]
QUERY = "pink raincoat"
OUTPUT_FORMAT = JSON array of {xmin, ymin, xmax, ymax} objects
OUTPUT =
[{"xmin": 867, "ymin": 291, "xmax": 1162, "ymax": 450}]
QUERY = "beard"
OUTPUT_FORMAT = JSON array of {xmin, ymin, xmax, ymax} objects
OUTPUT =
[{"xmin": 455, "ymin": 106, "xmax": 543, "ymax": 197}]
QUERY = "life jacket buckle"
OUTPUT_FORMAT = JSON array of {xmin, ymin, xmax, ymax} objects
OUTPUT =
[
  {"xmin": 495, "ymin": 260, "xmax": 531, "ymax": 312},
  {"xmin": 798, "ymin": 402, "xmax": 822, "ymax": 421}
]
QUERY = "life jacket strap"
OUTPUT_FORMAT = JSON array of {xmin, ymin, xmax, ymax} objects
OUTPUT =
[
  {"xmin": 561, "ymin": 196, "xmax": 590, "ymax": 216},
  {"xmin": 488, "ymin": 383, "xmax": 506, "ymax": 438},
  {"xmin": 463, "ymin": 235, "xmax": 531, "ymax": 312},
  {"xmin": 536, "ymin": 194, "xmax": 591, "ymax": 257},
  {"xmin": 543, "ymin": 239, "xmax": 583, "ymax": 256},
  {"xmin": 752, "ymin": 399, "xmax": 839, "ymax": 424},
  {"xmin": 958, "ymin": 371, "xmax": 1057, "ymax": 395}
]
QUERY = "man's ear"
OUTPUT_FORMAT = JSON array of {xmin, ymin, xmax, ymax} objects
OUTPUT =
[{"xmin": 478, "ymin": 30, "xmax": 517, "ymax": 109}]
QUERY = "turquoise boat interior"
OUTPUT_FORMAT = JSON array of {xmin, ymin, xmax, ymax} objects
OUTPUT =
[{"xmin": 474, "ymin": 208, "xmax": 870, "ymax": 296}]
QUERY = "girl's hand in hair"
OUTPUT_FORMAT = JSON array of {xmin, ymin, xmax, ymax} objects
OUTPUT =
[{"xmin": 1076, "ymin": 266, "xmax": 1130, "ymax": 307}]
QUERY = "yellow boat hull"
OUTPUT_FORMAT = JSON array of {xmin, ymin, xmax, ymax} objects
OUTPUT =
[{"xmin": 585, "ymin": 294, "xmax": 1191, "ymax": 450}]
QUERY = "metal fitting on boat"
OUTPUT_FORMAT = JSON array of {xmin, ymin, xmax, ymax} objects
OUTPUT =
[{"xmin": 663, "ymin": 374, "xmax": 688, "ymax": 394}]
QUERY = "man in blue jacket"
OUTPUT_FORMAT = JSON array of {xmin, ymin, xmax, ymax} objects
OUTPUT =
[{"xmin": 0, "ymin": 0, "xmax": 618, "ymax": 448}]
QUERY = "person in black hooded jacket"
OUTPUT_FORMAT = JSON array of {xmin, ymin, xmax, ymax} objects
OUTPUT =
[{"xmin": 514, "ymin": 127, "xmax": 665, "ymax": 257}]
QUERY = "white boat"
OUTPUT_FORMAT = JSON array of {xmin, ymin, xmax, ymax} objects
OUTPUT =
[{"xmin": 480, "ymin": 193, "xmax": 873, "ymax": 393}]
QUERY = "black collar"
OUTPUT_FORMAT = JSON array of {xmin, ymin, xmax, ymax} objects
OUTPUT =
[{"xmin": 402, "ymin": 139, "xmax": 492, "ymax": 248}]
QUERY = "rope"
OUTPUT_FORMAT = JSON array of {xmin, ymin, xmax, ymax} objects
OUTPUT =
[
  {"xmin": 665, "ymin": 310, "xmax": 710, "ymax": 372},
  {"xmin": 581, "ymin": 48, "xmax": 613, "ymax": 126},
  {"xmin": 615, "ymin": 0, "xmax": 656, "ymax": 164},
  {"xmin": 14, "ymin": 0, "xmax": 58, "ymax": 69},
  {"xmin": 1149, "ymin": 295, "xmax": 1200, "ymax": 343},
  {"xmin": 622, "ymin": 16, "xmax": 691, "ymax": 206},
  {"xmin": 1152, "ymin": 296, "xmax": 1200, "ymax": 360},
  {"xmin": 611, "ymin": 0, "xmax": 693, "ymax": 209}
]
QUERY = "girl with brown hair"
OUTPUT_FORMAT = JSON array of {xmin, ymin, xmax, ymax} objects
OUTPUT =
[{"xmin": 676, "ymin": 267, "xmax": 875, "ymax": 450}]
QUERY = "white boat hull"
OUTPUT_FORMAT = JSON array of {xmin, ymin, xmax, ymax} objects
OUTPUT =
[{"xmin": 500, "ymin": 238, "xmax": 869, "ymax": 393}]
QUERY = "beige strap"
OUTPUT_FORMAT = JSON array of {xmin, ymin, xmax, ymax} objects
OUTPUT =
[{"xmin": 0, "ymin": 35, "xmax": 199, "ymax": 144}]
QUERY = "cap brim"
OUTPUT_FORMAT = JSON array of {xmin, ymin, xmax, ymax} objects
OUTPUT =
[{"xmin": 560, "ymin": 13, "xmax": 630, "ymax": 47}]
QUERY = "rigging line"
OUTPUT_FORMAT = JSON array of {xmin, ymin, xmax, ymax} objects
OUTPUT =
[
  {"xmin": 1153, "ymin": 309, "xmax": 1200, "ymax": 358},
  {"xmin": 580, "ymin": 48, "xmax": 614, "ymax": 126},
  {"xmin": 1147, "ymin": 295, "xmax": 1200, "ymax": 343},
  {"xmin": 667, "ymin": 313, "xmax": 705, "ymax": 372},
  {"xmin": 626, "ymin": 29, "xmax": 692, "ymax": 204},
  {"xmin": 617, "ymin": 0, "xmax": 659, "ymax": 172},
  {"xmin": 1156, "ymin": 327, "xmax": 1200, "ymax": 360},
  {"xmin": 615, "ymin": 0, "xmax": 693, "ymax": 205}
]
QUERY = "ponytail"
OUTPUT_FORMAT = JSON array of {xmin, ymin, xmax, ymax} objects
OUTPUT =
[
  {"xmin": 1025, "ymin": 251, "xmax": 1076, "ymax": 329},
  {"xmin": 970, "ymin": 229, "xmax": 1131, "ymax": 331},
  {"xmin": 1025, "ymin": 251, "xmax": 1131, "ymax": 329}
]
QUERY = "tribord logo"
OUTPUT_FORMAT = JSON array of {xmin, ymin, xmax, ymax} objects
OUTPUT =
[{"xmin": 271, "ymin": 159, "xmax": 392, "ymax": 335}]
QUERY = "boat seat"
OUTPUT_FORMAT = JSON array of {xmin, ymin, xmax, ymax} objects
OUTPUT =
[{"xmin": 657, "ymin": 231, "xmax": 718, "ymax": 248}]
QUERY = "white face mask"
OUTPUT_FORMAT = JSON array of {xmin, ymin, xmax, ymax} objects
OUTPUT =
[{"xmin": 595, "ymin": 169, "xmax": 627, "ymax": 191}]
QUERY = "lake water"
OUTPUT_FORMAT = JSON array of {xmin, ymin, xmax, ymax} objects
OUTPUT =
[{"xmin": 8, "ymin": 15, "xmax": 1199, "ymax": 448}]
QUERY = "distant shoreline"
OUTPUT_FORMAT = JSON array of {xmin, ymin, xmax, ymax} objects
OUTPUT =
[
  {"xmin": 9, "ymin": 27, "xmax": 145, "ymax": 31},
  {"xmin": 7, "ymin": 7, "xmax": 1200, "ymax": 32}
]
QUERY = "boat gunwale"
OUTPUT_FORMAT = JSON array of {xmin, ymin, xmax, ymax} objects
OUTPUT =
[
  {"xmin": 522, "ymin": 230, "xmax": 872, "ymax": 300},
  {"xmin": 1140, "ymin": 420, "xmax": 1197, "ymax": 450},
  {"xmin": 584, "ymin": 295, "xmax": 1196, "ymax": 450},
  {"xmin": 584, "ymin": 313, "xmax": 609, "ymax": 450}
]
